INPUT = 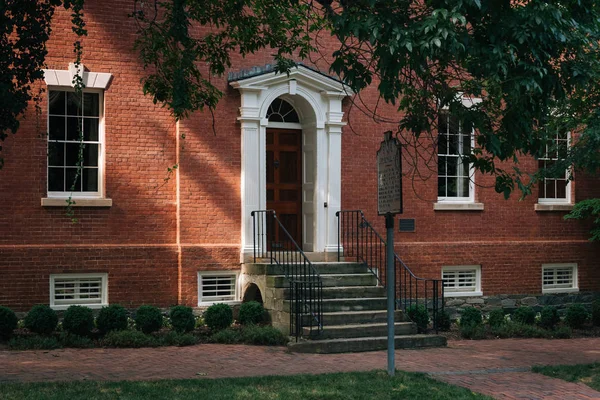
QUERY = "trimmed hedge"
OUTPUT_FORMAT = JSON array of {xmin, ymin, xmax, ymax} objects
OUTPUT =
[
  {"xmin": 134, "ymin": 305, "xmax": 163, "ymax": 334},
  {"xmin": 565, "ymin": 304, "xmax": 589, "ymax": 329},
  {"xmin": 62, "ymin": 306, "xmax": 94, "ymax": 337},
  {"xmin": 170, "ymin": 306, "xmax": 195, "ymax": 333},
  {"xmin": 97, "ymin": 304, "xmax": 128, "ymax": 334},
  {"xmin": 238, "ymin": 301, "xmax": 265, "ymax": 325},
  {"xmin": 406, "ymin": 304, "xmax": 429, "ymax": 333},
  {"xmin": 488, "ymin": 309, "xmax": 505, "ymax": 328},
  {"xmin": 24, "ymin": 305, "xmax": 58, "ymax": 335},
  {"xmin": 512, "ymin": 306, "xmax": 536, "ymax": 325},
  {"xmin": 0, "ymin": 306, "xmax": 18, "ymax": 339},
  {"xmin": 204, "ymin": 303, "xmax": 233, "ymax": 331},
  {"xmin": 539, "ymin": 306, "xmax": 560, "ymax": 330}
]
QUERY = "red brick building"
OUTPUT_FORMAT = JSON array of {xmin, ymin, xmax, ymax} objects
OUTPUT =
[{"xmin": 1, "ymin": 1, "xmax": 599, "ymax": 317}]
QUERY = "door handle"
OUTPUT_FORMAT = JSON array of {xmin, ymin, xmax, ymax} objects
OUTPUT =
[{"xmin": 274, "ymin": 159, "xmax": 280, "ymax": 169}]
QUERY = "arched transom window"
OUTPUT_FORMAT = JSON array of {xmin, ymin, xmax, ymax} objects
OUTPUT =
[{"xmin": 266, "ymin": 98, "xmax": 300, "ymax": 123}]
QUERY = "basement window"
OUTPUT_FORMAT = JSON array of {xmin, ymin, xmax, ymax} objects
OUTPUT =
[
  {"xmin": 198, "ymin": 272, "xmax": 240, "ymax": 305},
  {"xmin": 50, "ymin": 273, "xmax": 108, "ymax": 310},
  {"xmin": 542, "ymin": 264, "xmax": 578, "ymax": 293},
  {"xmin": 442, "ymin": 265, "xmax": 482, "ymax": 297}
]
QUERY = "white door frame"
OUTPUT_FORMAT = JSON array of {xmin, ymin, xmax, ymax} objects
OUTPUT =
[{"xmin": 230, "ymin": 66, "xmax": 352, "ymax": 259}]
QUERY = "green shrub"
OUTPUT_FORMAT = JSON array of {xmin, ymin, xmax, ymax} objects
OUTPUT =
[
  {"xmin": 488, "ymin": 309, "xmax": 505, "ymax": 328},
  {"xmin": 58, "ymin": 332, "xmax": 95, "ymax": 348},
  {"xmin": 592, "ymin": 300, "xmax": 600, "ymax": 327},
  {"xmin": 102, "ymin": 329, "xmax": 158, "ymax": 348},
  {"xmin": 24, "ymin": 305, "xmax": 58, "ymax": 335},
  {"xmin": 238, "ymin": 301, "xmax": 265, "ymax": 325},
  {"xmin": 0, "ymin": 306, "xmax": 18, "ymax": 340},
  {"xmin": 512, "ymin": 306, "xmax": 536, "ymax": 325},
  {"xmin": 459, "ymin": 307, "xmax": 482, "ymax": 329},
  {"xmin": 552, "ymin": 326, "xmax": 572, "ymax": 339},
  {"xmin": 491, "ymin": 322, "xmax": 549, "ymax": 339},
  {"xmin": 62, "ymin": 306, "xmax": 94, "ymax": 337},
  {"xmin": 565, "ymin": 304, "xmax": 589, "ymax": 329},
  {"xmin": 170, "ymin": 306, "xmax": 195, "ymax": 333},
  {"xmin": 459, "ymin": 324, "xmax": 486, "ymax": 339},
  {"xmin": 96, "ymin": 304, "xmax": 128, "ymax": 334},
  {"xmin": 406, "ymin": 304, "xmax": 429, "ymax": 333},
  {"xmin": 211, "ymin": 328, "xmax": 242, "ymax": 344},
  {"xmin": 134, "ymin": 305, "xmax": 163, "ymax": 334},
  {"xmin": 241, "ymin": 325, "xmax": 287, "ymax": 345},
  {"xmin": 435, "ymin": 310, "xmax": 451, "ymax": 332},
  {"xmin": 158, "ymin": 331, "xmax": 198, "ymax": 347},
  {"xmin": 204, "ymin": 304, "xmax": 233, "ymax": 331},
  {"xmin": 8, "ymin": 335, "xmax": 61, "ymax": 350},
  {"xmin": 539, "ymin": 306, "xmax": 560, "ymax": 329}
]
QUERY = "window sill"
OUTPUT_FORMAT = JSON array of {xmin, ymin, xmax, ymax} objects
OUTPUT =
[
  {"xmin": 434, "ymin": 202, "xmax": 484, "ymax": 211},
  {"xmin": 198, "ymin": 301, "xmax": 241, "ymax": 307},
  {"xmin": 42, "ymin": 197, "xmax": 112, "ymax": 207},
  {"xmin": 535, "ymin": 203, "xmax": 573, "ymax": 212},
  {"xmin": 542, "ymin": 288, "xmax": 579, "ymax": 294},
  {"xmin": 443, "ymin": 291, "xmax": 483, "ymax": 298},
  {"xmin": 51, "ymin": 304, "xmax": 107, "ymax": 311}
]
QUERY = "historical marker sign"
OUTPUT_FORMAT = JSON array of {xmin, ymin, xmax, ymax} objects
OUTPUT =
[{"xmin": 377, "ymin": 131, "xmax": 403, "ymax": 215}]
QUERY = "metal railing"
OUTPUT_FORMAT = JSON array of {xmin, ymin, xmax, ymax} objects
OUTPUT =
[
  {"xmin": 251, "ymin": 210, "xmax": 323, "ymax": 340},
  {"xmin": 336, "ymin": 210, "xmax": 444, "ymax": 332}
]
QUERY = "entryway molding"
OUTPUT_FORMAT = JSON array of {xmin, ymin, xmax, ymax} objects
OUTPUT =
[{"xmin": 230, "ymin": 65, "xmax": 352, "ymax": 259}]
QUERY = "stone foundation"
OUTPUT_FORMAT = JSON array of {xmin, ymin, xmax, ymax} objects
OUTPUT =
[{"xmin": 445, "ymin": 292, "xmax": 599, "ymax": 320}]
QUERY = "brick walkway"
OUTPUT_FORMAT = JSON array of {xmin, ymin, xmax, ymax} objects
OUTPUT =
[{"xmin": 2, "ymin": 338, "xmax": 600, "ymax": 399}]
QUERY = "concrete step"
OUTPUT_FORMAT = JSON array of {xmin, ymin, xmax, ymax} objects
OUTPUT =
[
  {"xmin": 304, "ymin": 322, "xmax": 416, "ymax": 339},
  {"xmin": 244, "ymin": 262, "xmax": 367, "ymax": 275},
  {"xmin": 287, "ymin": 334, "xmax": 447, "ymax": 354},
  {"xmin": 277, "ymin": 286, "xmax": 386, "ymax": 300},
  {"xmin": 267, "ymin": 273, "xmax": 377, "ymax": 288},
  {"xmin": 284, "ymin": 297, "xmax": 387, "ymax": 313},
  {"xmin": 303, "ymin": 310, "xmax": 404, "ymax": 325}
]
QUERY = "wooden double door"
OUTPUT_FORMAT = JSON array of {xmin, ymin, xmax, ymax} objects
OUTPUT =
[{"xmin": 266, "ymin": 128, "xmax": 303, "ymax": 248}]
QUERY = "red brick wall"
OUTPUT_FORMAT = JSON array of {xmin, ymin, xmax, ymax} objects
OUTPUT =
[{"xmin": 0, "ymin": 1, "xmax": 598, "ymax": 310}]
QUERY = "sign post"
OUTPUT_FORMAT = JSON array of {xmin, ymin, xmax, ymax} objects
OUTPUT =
[{"xmin": 377, "ymin": 131, "xmax": 403, "ymax": 377}]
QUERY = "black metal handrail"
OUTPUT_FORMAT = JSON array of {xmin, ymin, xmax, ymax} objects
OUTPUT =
[
  {"xmin": 336, "ymin": 210, "xmax": 444, "ymax": 332},
  {"xmin": 251, "ymin": 210, "xmax": 323, "ymax": 340}
]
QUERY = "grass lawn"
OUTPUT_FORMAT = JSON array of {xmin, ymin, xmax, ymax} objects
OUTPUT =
[
  {"xmin": 0, "ymin": 370, "xmax": 490, "ymax": 400},
  {"xmin": 532, "ymin": 363, "xmax": 600, "ymax": 391}
]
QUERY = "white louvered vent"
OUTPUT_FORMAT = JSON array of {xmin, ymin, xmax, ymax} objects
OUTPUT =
[
  {"xmin": 50, "ymin": 274, "xmax": 107, "ymax": 309},
  {"xmin": 442, "ymin": 266, "xmax": 482, "ymax": 297},
  {"xmin": 198, "ymin": 273, "xmax": 238, "ymax": 304},
  {"xmin": 543, "ymin": 264, "xmax": 577, "ymax": 292}
]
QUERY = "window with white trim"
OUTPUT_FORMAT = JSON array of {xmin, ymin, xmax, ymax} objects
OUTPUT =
[
  {"xmin": 542, "ymin": 263, "xmax": 578, "ymax": 293},
  {"xmin": 198, "ymin": 272, "xmax": 239, "ymax": 305},
  {"xmin": 437, "ymin": 112, "xmax": 475, "ymax": 202},
  {"xmin": 442, "ymin": 265, "xmax": 482, "ymax": 297},
  {"xmin": 47, "ymin": 89, "xmax": 103, "ymax": 197},
  {"xmin": 50, "ymin": 273, "xmax": 108, "ymax": 309},
  {"xmin": 538, "ymin": 131, "xmax": 571, "ymax": 203}
]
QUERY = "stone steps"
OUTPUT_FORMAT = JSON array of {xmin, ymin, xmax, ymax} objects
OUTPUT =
[
  {"xmin": 277, "ymin": 286, "xmax": 386, "ymax": 300},
  {"xmin": 302, "ymin": 310, "xmax": 404, "ymax": 326},
  {"xmin": 256, "ymin": 258, "xmax": 447, "ymax": 354},
  {"xmin": 284, "ymin": 297, "xmax": 387, "ymax": 313},
  {"xmin": 304, "ymin": 322, "xmax": 416, "ymax": 339},
  {"xmin": 287, "ymin": 334, "xmax": 448, "ymax": 354},
  {"xmin": 267, "ymin": 273, "xmax": 377, "ymax": 288}
]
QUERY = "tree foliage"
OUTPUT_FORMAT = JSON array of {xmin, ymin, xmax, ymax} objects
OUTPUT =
[{"xmin": 2, "ymin": 0, "xmax": 600, "ymax": 234}]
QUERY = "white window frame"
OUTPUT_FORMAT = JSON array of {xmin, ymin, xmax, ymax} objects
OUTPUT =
[
  {"xmin": 437, "ymin": 107, "xmax": 476, "ymax": 204},
  {"xmin": 442, "ymin": 265, "xmax": 482, "ymax": 297},
  {"xmin": 542, "ymin": 263, "xmax": 578, "ymax": 293},
  {"xmin": 538, "ymin": 131, "xmax": 571, "ymax": 204},
  {"xmin": 46, "ymin": 87, "xmax": 105, "ymax": 199},
  {"xmin": 198, "ymin": 271, "xmax": 241, "ymax": 306},
  {"xmin": 50, "ymin": 273, "xmax": 108, "ymax": 310}
]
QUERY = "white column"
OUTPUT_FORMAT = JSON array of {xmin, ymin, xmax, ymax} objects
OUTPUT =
[
  {"xmin": 325, "ymin": 124, "xmax": 343, "ymax": 253},
  {"xmin": 240, "ymin": 120, "xmax": 262, "ymax": 256},
  {"xmin": 313, "ymin": 122, "xmax": 328, "ymax": 252}
]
